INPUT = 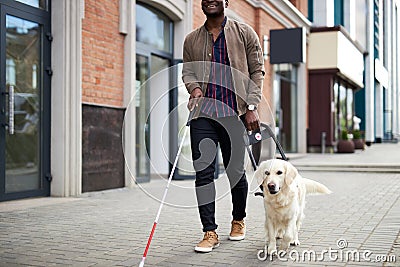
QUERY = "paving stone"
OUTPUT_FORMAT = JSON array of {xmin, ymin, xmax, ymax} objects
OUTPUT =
[{"xmin": 1, "ymin": 170, "xmax": 400, "ymax": 266}]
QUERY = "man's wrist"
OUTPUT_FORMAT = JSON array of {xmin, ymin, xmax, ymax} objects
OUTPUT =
[{"xmin": 247, "ymin": 104, "xmax": 257, "ymax": 111}]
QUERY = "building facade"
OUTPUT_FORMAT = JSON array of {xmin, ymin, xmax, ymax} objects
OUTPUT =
[
  {"xmin": 0, "ymin": 0, "xmax": 324, "ymax": 201},
  {"xmin": 307, "ymin": 0, "xmax": 400, "ymax": 152},
  {"xmin": 5, "ymin": 0, "xmax": 399, "ymax": 201}
]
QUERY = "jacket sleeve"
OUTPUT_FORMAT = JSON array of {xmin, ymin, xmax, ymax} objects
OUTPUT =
[
  {"xmin": 245, "ymin": 26, "xmax": 265, "ymax": 106},
  {"xmin": 182, "ymin": 36, "xmax": 201, "ymax": 94}
]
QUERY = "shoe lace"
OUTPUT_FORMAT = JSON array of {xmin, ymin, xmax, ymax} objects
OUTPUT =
[
  {"xmin": 204, "ymin": 231, "xmax": 217, "ymax": 240},
  {"xmin": 232, "ymin": 220, "xmax": 244, "ymax": 231}
]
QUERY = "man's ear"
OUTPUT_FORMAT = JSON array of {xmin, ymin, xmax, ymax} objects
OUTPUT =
[{"xmin": 284, "ymin": 161, "xmax": 298, "ymax": 186}]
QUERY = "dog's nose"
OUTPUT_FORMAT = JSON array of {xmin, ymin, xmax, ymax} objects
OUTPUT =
[{"xmin": 267, "ymin": 183, "xmax": 276, "ymax": 190}]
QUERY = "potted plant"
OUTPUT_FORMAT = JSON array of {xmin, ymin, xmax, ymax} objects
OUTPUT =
[
  {"xmin": 352, "ymin": 129, "xmax": 365, "ymax": 150},
  {"xmin": 337, "ymin": 129, "xmax": 355, "ymax": 153}
]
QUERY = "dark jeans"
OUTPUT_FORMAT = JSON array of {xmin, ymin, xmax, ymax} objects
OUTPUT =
[{"xmin": 190, "ymin": 115, "xmax": 248, "ymax": 232}]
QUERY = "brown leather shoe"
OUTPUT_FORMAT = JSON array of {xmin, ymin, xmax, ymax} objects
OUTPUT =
[
  {"xmin": 194, "ymin": 230, "xmax": 220, "ymax": 252},
  {"xmin": 229, "ymin": 220, "xmax": 246, "ymax": 241}
]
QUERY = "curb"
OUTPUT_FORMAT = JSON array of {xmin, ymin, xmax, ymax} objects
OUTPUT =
[{"xmin": 296, "ymin": 164, "xmax": 400, "ymax": 173}]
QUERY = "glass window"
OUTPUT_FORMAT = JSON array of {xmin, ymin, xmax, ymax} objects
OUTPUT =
[
  {"xmin": 339, "ymin": 84, "xmax": 347, "ymax": 131},
  {"xmin": 135, "ymin": 55, "xmax": 150, "ymax": 179},
  {"xmin": 274, "ymin": 64, "xmax": 297, "ymax": 152},
  {"xmin": 335, "ymin": 80, "xmax": 355, "ymax": 139},
  {"xmin": 15, "ymin": 0, "xmax": 46, "ymax": 9},
  {"xmin": 347, "ymin": 89, "xmax": 353, "ymax": 129},
  {"xmin": 333, "ymin": 81, "xmax": 339, "ymax": 140},
  {"xmin": 6, "ymin": 15, "xmax": 41, "ymax": 192},
  {"xmin": 136, "ymin": 3, "xmax": 172, "ymax": 53}
]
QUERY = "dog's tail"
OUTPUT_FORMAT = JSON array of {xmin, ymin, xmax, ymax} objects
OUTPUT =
[{"xmin": 303, "ymin": 178, "xmax": 332, "ymax": 195}]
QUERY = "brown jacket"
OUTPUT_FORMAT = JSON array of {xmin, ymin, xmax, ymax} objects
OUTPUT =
[{"xmin": 182, "ymin": 17, "xmax": 265, "ymax": 116}]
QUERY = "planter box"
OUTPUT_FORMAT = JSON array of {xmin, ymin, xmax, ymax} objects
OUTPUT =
[
  {"xmin": 353, "ymin": 139, "xmax": 365, "ymax": 150},
  {"xmin": 337, "ymin": 140, "xmax": 355, "ymax": 153}
]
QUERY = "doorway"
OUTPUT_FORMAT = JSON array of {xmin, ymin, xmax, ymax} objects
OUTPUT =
[
  {"xmin": 0, "ymin": 1, "xmax": 51, "ymax": 201},
  {"xmin": 135, "ymin": 2, "xmax": 173, "ymax": 182}
]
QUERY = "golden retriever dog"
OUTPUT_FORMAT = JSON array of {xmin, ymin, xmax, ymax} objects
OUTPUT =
[{"xmin": 253, "ymin": 159, "xmax": 331, "ymax": 255}]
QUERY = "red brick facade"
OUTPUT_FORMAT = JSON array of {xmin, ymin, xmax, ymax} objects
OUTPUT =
[
  {"xmin": 289, "ymin": 0, "xmax": 308, "ymax": 17},
  {"xmin": 82, "ymin": 0, "xmax": 124, "ymax": 107}
]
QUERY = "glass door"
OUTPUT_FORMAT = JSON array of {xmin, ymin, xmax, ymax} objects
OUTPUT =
[{"xmin": 0, "ymin": 3, "xmax": 51, "ymax": 201}]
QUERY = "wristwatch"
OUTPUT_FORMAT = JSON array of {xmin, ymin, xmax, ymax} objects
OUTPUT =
[{"xmin": 247, "ymin": 104, "xmax": 257, "ymax": 111}]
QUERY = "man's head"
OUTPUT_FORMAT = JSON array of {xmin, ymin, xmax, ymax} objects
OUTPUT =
[{"xmin": 201, "ymin": 0, "xmax": 228, "ymax": 18}]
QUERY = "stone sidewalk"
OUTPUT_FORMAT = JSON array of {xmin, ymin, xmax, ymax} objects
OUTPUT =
[
  {"xmin": 287, "ymin": 142, "xmax": 400, "ymax": 172},
  {"xmin": 1, "ymin": 143, "xmax": 400, "ymax": 266}
]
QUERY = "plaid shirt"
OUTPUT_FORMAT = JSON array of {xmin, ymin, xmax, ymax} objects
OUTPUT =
[{"xmin": 201, "ymin": 17, "xmax": 238, "ymax": 118}]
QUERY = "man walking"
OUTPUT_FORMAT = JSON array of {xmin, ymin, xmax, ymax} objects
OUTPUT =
[{"xmin": 182, "ymin": 0, "xmax": 265, "ymax": 252}]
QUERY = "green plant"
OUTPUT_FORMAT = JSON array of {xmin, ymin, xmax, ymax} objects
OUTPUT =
[
  {"xmin": 352, "ymin": 129, "xmax": 362, "ymax": 140},
  {"xmin": 341, "ymin": 129, "xmax": 349, "ymax": 140}
]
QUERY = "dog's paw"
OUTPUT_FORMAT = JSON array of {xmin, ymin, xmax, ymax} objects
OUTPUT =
[
  {"xmin": 267, "ymin": 245, "xmax": 277, "ymax": 256},
  {"xmin": 290, "ymin": 239, "xmax": 300, "ymax": 246},
  {"xmin": 280, "ymin": 242, "xmax": 290, "ymax": 251},
  {"xmin": 276, "ymin": 230, "xmax": 284, "ymax": 239}
]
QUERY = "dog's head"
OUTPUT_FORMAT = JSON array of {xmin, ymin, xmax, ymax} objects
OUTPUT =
[{"xmin": 253, "ymin": 159, "xmax": 299, "ymax": 195}]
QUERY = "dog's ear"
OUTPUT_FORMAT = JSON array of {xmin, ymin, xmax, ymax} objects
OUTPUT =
[
  {"xmin": 253, "ymin": 165, "xmax": 265, "ymax": 186},
  {"xmin": 253, "ymin": 161, "xmax": 270, "ymax": 186},
  {"xmin": 284, "ymin": 161, "xmax": 298, "ymax": 186}
]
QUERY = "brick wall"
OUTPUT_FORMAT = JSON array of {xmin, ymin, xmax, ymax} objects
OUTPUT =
[
  {"xmin": 193, "ymin": 1, "xmax": 256, "ymax": 29},
  {"xmin": 193, "ymin": 1, "xmax": 205, "ymax": 29},
  {"xmin": 228, "ymin": 0, "xmax": 256, "ymax": 29},
  {"xmin": 82, "ymin": 0, "xmax": 124, "ymax": 107},
  {"xmin": 258, "ymin": 10, "xmax": 286, "ymax": 110},
  {"xmin": 289, "ymin": 0, "xmax": 308, "ymax": 17}
]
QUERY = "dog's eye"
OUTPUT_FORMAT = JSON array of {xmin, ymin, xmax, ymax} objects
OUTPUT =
[
  {"xmin": 265, "ymin": 171, "xmax": 270, "ymax": 176},
  {"xmin": 277, "ymin": 171, "xmax": 283, "ymax": 175}
]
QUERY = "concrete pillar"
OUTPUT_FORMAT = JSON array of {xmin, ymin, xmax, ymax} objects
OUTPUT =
[{"xmin": 51, "ymin": 0, "xmax": 84, "ymax": 196}]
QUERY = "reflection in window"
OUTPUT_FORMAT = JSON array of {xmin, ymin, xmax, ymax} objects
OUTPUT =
[
  {"xmin": 6, "ymin": 59, "xmax": 16, "ymax": 86},
  {"xmin": 333, "ymin": 82, "xmax": 339, "ymax": 140},
  {"xmin": 136, "ymin": 3, "xmax": 172, "ymax": 52},
  {"xmin": 32, "ymin": 64, "xmax": 37, "ymax": 89},
  {"xmin": 347, "ymin": 89, "xmax": 353, "ymax": 129},
  {"xmin": 5, "ymin": 14, "xmax": 42, "ymax": 192},
  {"xmin": 339, "ymin": 84, "xmax": 347, "ymax": 130}
]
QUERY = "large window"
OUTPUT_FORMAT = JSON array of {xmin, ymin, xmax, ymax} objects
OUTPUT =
[
  {"xmin": 374, "ymin": 0, "xmax": 380, "ymax": 59},
  {"xmin": 136, "ymin": 3, "xmax": 173, "ymax": 53},
  {"xmin": 334, "ymin": 0, "xmax": 344, "ymax": 26}
]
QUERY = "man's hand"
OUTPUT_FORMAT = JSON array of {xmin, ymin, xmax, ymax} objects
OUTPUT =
[
  {"xmin": 188, "ymin": 88, "xmax": 203, "ymax": 111},
  {"xmin": 245, "ymin": 110, "xmax": 260, "ymax": 131}
]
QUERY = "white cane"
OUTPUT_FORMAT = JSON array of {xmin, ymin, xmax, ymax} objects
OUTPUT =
[{"xmin": 139, "ymin": 108, "xmax": 195, "ymax": 267}]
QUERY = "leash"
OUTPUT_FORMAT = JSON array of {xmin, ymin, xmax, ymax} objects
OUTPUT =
[{"xmin": 243, "ymin": 123, "xmax": 288, "ymax": 197}]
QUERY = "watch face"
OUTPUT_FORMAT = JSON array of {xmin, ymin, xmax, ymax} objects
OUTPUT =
[{"xmin": 248, "ymin": 105, "xmax": 255, "ymax": 111}]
